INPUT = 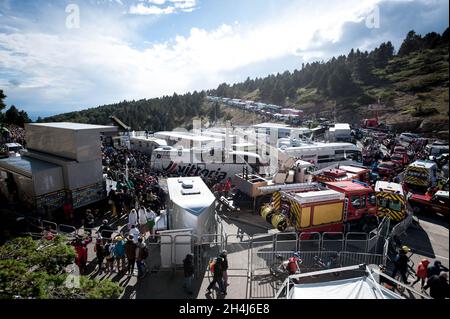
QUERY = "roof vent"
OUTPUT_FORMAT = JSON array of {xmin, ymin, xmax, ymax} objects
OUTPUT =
[{"xmin": 179, "ymin": 179, "xmax": 194, "ymax": 188}]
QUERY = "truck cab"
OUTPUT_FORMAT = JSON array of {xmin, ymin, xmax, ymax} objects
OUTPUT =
[{"xmin": 324, "ymin": 180, "xmax": 377, "ymax": 230}]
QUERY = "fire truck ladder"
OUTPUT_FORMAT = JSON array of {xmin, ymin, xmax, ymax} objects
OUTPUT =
[{"xmin": 257, "ymin": 182, "xmax": 322, "ymax": 195}]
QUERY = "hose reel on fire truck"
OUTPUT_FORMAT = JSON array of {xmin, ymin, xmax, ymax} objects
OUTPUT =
[{"xmin": 260, "ymin": 196, "xmax": 288, "ymax": 232}]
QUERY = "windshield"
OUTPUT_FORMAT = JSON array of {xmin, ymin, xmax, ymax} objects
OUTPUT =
[
  {"xmin": 8, "ymin": 146, "xmax": 22, "ymax": 152},
  {"xmin": 406, "ymin": 169, "xmax": 428, "ymax": 179},
  {"xmin": 377, "ymin": 196, "xmax": 403, "ymax": 212}
]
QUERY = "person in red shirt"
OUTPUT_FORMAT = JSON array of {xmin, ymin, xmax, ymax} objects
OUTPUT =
[
  {"xmin": 72, "ymin": 236, "xmax": 92, "ymax": 275},
  {"xmin": 411, "ymin": 258, "xmax": 430, "ymax": 289},
  {"xmin": 224, "ymin": 178, "xmax": 232, "ymax": 197}
]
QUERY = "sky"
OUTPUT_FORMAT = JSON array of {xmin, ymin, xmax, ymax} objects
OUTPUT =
[{"xmin": 0, "ymin": 0, "xmax": 448, "ymax": 119}]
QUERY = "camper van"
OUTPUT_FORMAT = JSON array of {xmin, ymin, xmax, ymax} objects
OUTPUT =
[
  {"xmin": 279, "ymin": 141, "xmax": 363, "ymax": 169},
  {"xmin": 150, "ymin": 146, "xmax": 269, "ymax": 182}
]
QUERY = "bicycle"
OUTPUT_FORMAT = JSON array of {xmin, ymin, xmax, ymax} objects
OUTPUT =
[{"xmin": 312, "ymin": 254, "xmax": 341, "ymax": 276}]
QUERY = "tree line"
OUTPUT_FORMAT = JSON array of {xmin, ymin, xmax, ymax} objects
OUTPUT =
[
  {"xmin": 0, "ymin": 90, "xmax": 31, "ymax": 128},
  {"xmin": 208, "ymin": 28, "xmax": 450, "ymax": 107}
]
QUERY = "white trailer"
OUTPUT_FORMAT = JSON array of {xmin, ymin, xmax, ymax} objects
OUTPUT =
[{"xmin": 166, "ymin": 177, "xmax": 216, "ymax": 239}]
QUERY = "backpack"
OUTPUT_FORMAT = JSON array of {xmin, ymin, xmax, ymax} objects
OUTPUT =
[{"xmin": 209, "ymin": 258, "xmax": 216, "ymax": 274}]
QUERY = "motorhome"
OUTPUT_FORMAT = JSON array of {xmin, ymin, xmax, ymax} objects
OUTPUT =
[
  {"xmin": 153, "ymin": 131, "xmax": 224, "ymax": 149},
  {"xmin": 129, "ymin": 136, "xmax": 167, "ymax": 155},
  {"xmin": 278, "ymin": 140, "xmax": 363, "ymax": 169}
]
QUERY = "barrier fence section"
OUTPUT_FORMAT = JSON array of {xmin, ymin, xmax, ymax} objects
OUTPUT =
[
  {"xmin": 344, "ymin": 232, "xmax": 369, "ymax": 253},
  {"xmin": 225, "ymin": 234, "xmax": 252, "ymax": 276},
  {"xmin": 321, "ymin": 232, "xmax": 344, "ymax": 252},
  {"xmin": 198, "ymin": 234, "xmax": 225, "ymax": 277}
]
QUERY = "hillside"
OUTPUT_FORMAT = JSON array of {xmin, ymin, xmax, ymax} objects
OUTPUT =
[{"xmin": 43, "ymin": 29, "xmax": 449, "ymax": 137}]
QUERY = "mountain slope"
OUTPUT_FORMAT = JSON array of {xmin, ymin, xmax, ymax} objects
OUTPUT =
[{"xmin": 43, "ymin": 29, "xmax": 449, "ymax": 137}]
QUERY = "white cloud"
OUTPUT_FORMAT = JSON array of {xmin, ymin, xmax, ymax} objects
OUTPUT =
[
  {"xmin": 129, "ymin": 3, "xmax": 175, "ymax": 15},
  {"xmin": 0, "ymin": 0, "xmax": 447, "ymax": 113},
  {"xmin": 129, "ymin": 0, "xmax": 197, "ymax": 15}
]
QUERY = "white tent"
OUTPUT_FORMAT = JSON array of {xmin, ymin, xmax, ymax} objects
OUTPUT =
[{"xmin": 289, "ymin": 276, "xmax": 401, "ymax": 299}]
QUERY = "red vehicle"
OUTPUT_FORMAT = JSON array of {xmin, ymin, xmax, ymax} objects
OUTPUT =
[
  {"xmin": 361, "ymin": 118, "xmax": 379, "ymax": 129},
  {"xmin": 390, "ymin": 153, "xmax": 409, "ymax": 167},
  {"xmin": 377, "ymin": 161, "xmax": 403, "ymax": 177},
  {"xmin": 408, "ymin": 190, "xmax": 448, "ymax": 217},
  {"xmin": 325, "ymin": 180, "xmax": 378, "ymax": 230},
  {"xmin": 393, "ymin": 145, "xmax": 407, "ymax": 155}
]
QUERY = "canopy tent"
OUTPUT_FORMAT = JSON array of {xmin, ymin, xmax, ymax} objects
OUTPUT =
[{"xmin": 289, "ymin": 276, "xmax": 401, "ymax": 299}]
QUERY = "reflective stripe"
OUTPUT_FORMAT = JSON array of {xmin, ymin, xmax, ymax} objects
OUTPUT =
[
  {"xmin": 272, "ymin": 192, "xmax": 281, "ymax": 211},
  {"xmin": 376, "ymin": 192, "xmax": 405, "ymax": 204}
]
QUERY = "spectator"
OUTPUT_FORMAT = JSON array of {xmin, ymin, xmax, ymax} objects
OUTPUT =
[
  {"xmin": 411, "ymin": 259, "xmax": 430, "ymax": 289},
  {"xmin": 423, "ymin": 272, "xmax": 449, "ymax": 299},
  {"xmin": 129, "ymin": 224, "xmax": 141, "ymax": 243},
  {"xmin": 138, "ymin": 206, "xmax": 148, "ymax": 234},
  {"xmin": 108, "ymin": 189, "xmax": 118, "ymax": 218},
  {"xmin": 72, "ymin": 235, "xmax": 91, "ymax": 275},
  {"xmin": 114, "ymin": 235, "xmax": 126, "ymax": 273},
  {"xmin": 220, "ymin": 250, "xmax": 229, "ymax": 287},
  {"xmin": 104, "ymin": 239, "xmax": 115, "ymax": 273},
  {"xmin": 94, "ymin": 237, "xmax": 106, "ymax": 273},
  {"xmin": 125, "ymin": 235, "xmax": 137, "ymax": 276},
  {"xmin": 183, "ymin": 253, "xmax": 195, "ymax": 295},
  {"xmin": 135, "ymin": 237, "xmax": 148, "ymax": 279},
  {"xmin": 206, "ymin": 256, "xmax": 226, "ymax": 295},
  {"xmin": 392, "ymin": 246, "xmax": 411, "ymax": 284},
  {"xmin": 128, "ymin": 209, "xmax": 138, "ymax": 229},
  {"xmin": 146, "ymin": 208, "xmax": 157, "ymax": 240},
  {"xmin": 428, "ymin": 260, "xmax": 449, "ymax": 279}
]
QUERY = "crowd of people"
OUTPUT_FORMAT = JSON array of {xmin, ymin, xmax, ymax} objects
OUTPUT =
[
  {"xmin": 390, "ymin": 245, "xmax": 449, "ymax": 299},
  {"xmin": 0, "ymin": 124, "xmax": 26, "ymax": 146},
  {"xmin": 103, "ymin": 146, "xmax": 166, "ymax": 220}
]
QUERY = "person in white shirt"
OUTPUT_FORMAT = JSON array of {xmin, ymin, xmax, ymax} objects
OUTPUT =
[
  {"xmin": 146, "ymin": 209, "xmax": 157, "ymax": 240},
  {"xmin": 128, "ymin": 209, "xmax": 138, "ymax": 230},
  {"xmin": 138, "ymin": 206, "xmax": 148, "ymax": 234},
  {"xmin": 129, "ymin": 224, "xmax": 141, "ymax": 243}
]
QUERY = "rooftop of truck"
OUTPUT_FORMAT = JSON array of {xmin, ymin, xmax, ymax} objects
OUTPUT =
[{"xmin": 325, "ymin": 180, "xmax": 373, "ymax": 193}]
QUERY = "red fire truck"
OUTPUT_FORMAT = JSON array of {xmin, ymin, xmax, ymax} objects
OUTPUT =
[{"xmin": 324, "ymin": 180, "xmax": 378, "ymax": 231}]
